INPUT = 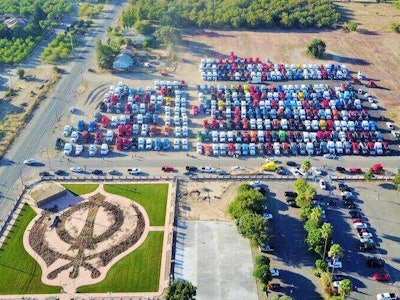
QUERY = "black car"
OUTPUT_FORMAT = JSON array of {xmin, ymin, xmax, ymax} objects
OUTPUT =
[
  {"xmin": 185, "ymin": 166, "xmax": 198, "ymax": 172},
  {"xmin": 285, "ymin": 191, "xmax": 298, "ymax": 197},
  {"xmin": 366, "ymin": 257, "xmax": 385, "ymax": 268},
  {"xmin": 54, "ymin": 169, "xmax": 67, "ymax": 176},
  {"xmin": 332, "ymin": 274, "xmax": 347, "ymax": 282},
  {"xmin": 360, "ymin": 243, "xmax": 377, "ymax": 253},
  {"xmin": 39, "ymin": 171, "xmax": 52, "ymax": 177},
  {"xmin": 109, "ymin": 170, "xmax": 121, "ymax": 176},
  {"xmin": 346, "ymin": 203, "xmax": 358, "ymax": 209},
  {"xmin": 338, "ymin": 182, "xmax": 349, "ymax": 189},
  {"xmin": 350, "ymin": 211, "xmax": 362, "ymax": 218},
  {"xmin": 55, "ymin": 138, "xmax": 64, "ymax": 150},
  {"xmin": 287, "ymin": 200, "xmax": 298, "ymax": 208},
  {"xmin": 336, "ymin": 167, "xmax": 346, "ymax": 173},
  {"xmin": 92, "ymin": 169, "xmax": 104, "ymax": 175},
  {"xmin": 286, "ymin": 161, "xmax": 297, "ymax": 167}
]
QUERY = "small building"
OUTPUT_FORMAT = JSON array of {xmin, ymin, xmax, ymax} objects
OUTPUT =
[
  {"xmin": 113, "ymin": 53, "xmax": 134, "ymax": 70},
  {"xmin": 1, "ymin": 14, "xmax": 28, "ymax": 29},
  {"xmin": 29, "ymin": 182, "xmax": 67, "ymax": 207},
  {"xmin": 131, "ymin": 34, "xmax": 153, "ymax": 46}
]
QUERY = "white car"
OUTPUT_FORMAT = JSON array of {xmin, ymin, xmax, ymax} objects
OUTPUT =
[
  {"xmin": 64, "ymin": 143, "xmax": 73, "ymax": 156},
  {"xmin": 354, "ymin": 222, "xmax": 368, "ymax": 229},
  {"xmin": 75, "ymin": 144, "xmax": 83, "ymax": 156},
  {"xmin": 128, "ymin": 168, "xmax": 142, "ymax": 175},
  {"xmin": 70, "ymin": 166, "xmax": 82, "ymax": 173},
  {"xmin": 312, "ymin": 167, "xmax": 324, "ymax": 176},
  {"xmin": 328, "ymin": 260, "xmax": 343, "ymax": 269},
  {"xmin": 89, "ymin": 144, "xmax": 97, "ymax": 156},
  {"xmin": 71, "ymin": 131, "xmax": 79, "ymax": 143},
  {"xmin": 173, "ymin": 138, "xmax": 180, "ymax": 150},
  {"xmin": 250, "ymin": 181, "xmax": 263, "ymax": 187},
  {"xmin": 63, "ymin": 125, "xmax": 72, "ymax": 136},
  {"xmin": 231, "ymin": 166, "xmax": 245, "ymax": 171},
  {"xmin": 359, "ymin": 232, "xmax": 373, "ymax": 239},
  {"xmin": 23, "ymin": 158, "xmax": 37, "ymax": 165},
  {"xmin": 371, "ymin": 103, "xmax": 378, "ymax": 110},
  {"xmin": 270, "ymin": 268, "xmax": 279, "ymax": 277},
  {"xmin": 181, "ymin": 138, "xmax": 188, "ymax": 151},
  {"xmin": 200, "ymin": 166, "xmax": 215, "ymax": 173},
  {"xmin": 341, "ymin": 191, "xmax": 353, "ymax": 198},
  {"xmin": 100, "ymin": 143, "xmax": 109, "ymax": 155},
  {"xmin": 386, "ymin": 122, "xmax": 394, "ymax": 130},
  {"xmin": 263, "ymin": 213, "xmax": 273, "ymax": 220},
  {"xmin": 319, "ymin": 179, "xmax": 327, "ymax": 190}
]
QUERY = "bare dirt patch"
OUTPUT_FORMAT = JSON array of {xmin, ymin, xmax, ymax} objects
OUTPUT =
[{"xmin": 182, "ymin": 181, "xmax": 239, "ymax": 221}]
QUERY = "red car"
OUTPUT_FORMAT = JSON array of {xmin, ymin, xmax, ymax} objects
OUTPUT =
[
  {"xmin": 352, "ymin": 218, "xmax": 364, "ymax": 224},
  {"xmin": 349, "ymin": 167, "xmax": 362, "ymax": 174},
  {"xmin": 162, "ymin": 166, "xmax": 175, "ymax": 172},
  {"xmin": 268, "ymin": 283, "xmax": 281, "ymax": 291},
  {"xmin": 373, "ymin": 273, "xmax": 390, "ymax": 282}
]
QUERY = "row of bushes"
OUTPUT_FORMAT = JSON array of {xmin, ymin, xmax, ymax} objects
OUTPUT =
[
  {"xmin": 78, "ymin": 3, "xmax": 104, "ymax": 18},
  {"xmin": 227, "ymin": 183, "xmax": 271, "ymax": 291},
  {"xmin": 41, "ymin": 33, "xmax": 76, "ymax": 63},
  {"xmin": 127, "ymin": 0, "xmax": 341, "ymax": 29},
  {"xmin": 293, "ymin": 179, "xmax": 352, "ymax": 299},
  {"xmin": 0, "ymin": 36, "xmax": 40, "ymax": 64}
]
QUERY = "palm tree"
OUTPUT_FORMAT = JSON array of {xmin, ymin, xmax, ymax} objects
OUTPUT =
[
  {"xmin": 328, "ymin": 244, "xmax": 343, "ymax": 276},
  {"xmin": 321, "ymin": 223, "xmax": 333, "ymax": 259}
]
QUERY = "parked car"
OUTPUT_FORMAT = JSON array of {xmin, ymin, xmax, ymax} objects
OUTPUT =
[
  {"xmin": 70, "ymin": 166, "xmax": 82, "ymax": 173},
  {"xmin": 319, "ymin": 179, "xmax": 327, "ymax": 190},
  {"xmin": 270, "ymin": 269, "xmax": 279, "ymax": 277},
  {"xmin": 185, "ymin": 166, "xmax": 198, "ymax": 172},
  {"xmin": 373, "ymin": 273, "xmax": 390, "ymax": 282},
  {"xmin": 366, "ymin": 256, "xmax": 385, "ymax": 268},
  {"xmin": 128, "ymin": 168, "xmax": 142, "ymax": 175},
  {"xmin": 75, "ymin": 144, "xmax": 83, "ymax": 156},
  {"xmin": 64, "ymin": 143, "xmax": 73, "ymax": 156},
  {"xmin": 54, "ymin": 169, "xmax": 67, "ymax": 176},
  {"xmin": 162, "ymin": 166, "xmax": 175, "ymax": 172},
  {"xmin": 92, "ymin": 169, "xmax": 104, "ymax": 175},
  {"xmin": 200, "ymin": 166, "xmax": 216, "ymax": 173},
  {"xmin": 23, "ymin": 158, "xmax": 38, "ymax": 165},
  {"xmin": 39, "ymin": 171, "xmax": 52, "ymax": 177},
  {"xmin": 349, "ymin": 167, "xmax": 362, "ymax": 174},
  {"xmin": 109, "ymin": 170, "xmax": 121, "ymax": 176},
  {"xmin": 259, "ymin": 244, "xmax": 275, "ymax": 253}
]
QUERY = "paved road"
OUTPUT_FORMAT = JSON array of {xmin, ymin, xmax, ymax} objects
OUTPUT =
[{"xmin": 0, "ymin": 0, "xmax": 126, "ymax": 221}]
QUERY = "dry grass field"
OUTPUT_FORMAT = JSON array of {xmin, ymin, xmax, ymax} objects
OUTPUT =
[{"xmin": 176, "ymin": 1, "xmax": 400, "ymax": 121}]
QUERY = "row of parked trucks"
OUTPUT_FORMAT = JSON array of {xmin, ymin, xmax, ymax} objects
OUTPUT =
[
  {"xmin": 203, "ymin": 118, "xmax": 376, "ymax": 132},
  {"xmin": 199, "ymin": 53, "xmax": 349, "ymax": 82},
  {"xmin": 197, "ymin": 140, "xmax": 386, "ymax": 157}
]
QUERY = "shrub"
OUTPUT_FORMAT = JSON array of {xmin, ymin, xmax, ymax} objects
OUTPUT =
[
  {"xmin": 17, "ymin": 68, "xmax": 25, "ymax": 79},
  {"xmin": 134, "ymin": 20, "xmax": 154, "ymax": 35},
  {"xmin": 307, "ymin": 38, "xmax": 326, "ymax": 59},
  {"xmin": 238, "ymin": 183, "xmax": 253, "ymax": 193},
  {"xmin": 346, "ymin": 21, "xmax": 358, "ymax": 31},
  {"xmin": 391, "ymin": 23, "xmax": 400, "ymax": 33}
]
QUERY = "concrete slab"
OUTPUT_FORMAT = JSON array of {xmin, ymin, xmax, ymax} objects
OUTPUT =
[{"xmin": 174, "ymin": 220, "xmax": 258, "ymax": 300}]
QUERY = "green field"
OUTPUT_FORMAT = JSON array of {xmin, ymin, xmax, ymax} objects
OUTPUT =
[
  {"xmin": 104, "ymin": 183, "xmax": 169, "ymax": 226},
  {"xmin": 77, "ymin": 231, "xmax": 164, "ymax": 293},
  {"xmin": 0, "ymin": 204, "xmax": 60, "ymax": 294},
  {"xmin": 62, "ymin": 183, "xmax": 99, "ymax": 195}
]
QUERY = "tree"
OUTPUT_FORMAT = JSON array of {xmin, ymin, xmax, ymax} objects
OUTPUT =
[
  {"xmin": 253, "ymin": 264, "xmax": 272, "ymax": 284},
  {"xmin": 307, "ymin": 38, "xmax": 326, "ymax": 58},
  {"xmin": 304, "ymin": 186, "xmax": 317, "ymax": 203},
  {"xmin": 321, "ymin": 223, "xmax": 333, "ymax": 259},
  {"xmin": 95, "ymin": 40, "xmax": 119, "ymax": 70},
  {"xmin": 315, "ymin": 259, "xmax": 327, "ymax": 272},
  {"xmin": 16, "ymin": 68, "xmax": 25, "ymax": 79},
  {"xmin": 305, "ymin": 227, "xmax": 323, "ymax": 254},
  {"xmin": 227, "ymin": 189, "xmax": 264, "ymax": 219},
  {"xmin": 154, "ymin": 25, "xmax": 182, "ymax": 47},
  {"xmin": 301, "ymin": 159, "xmax": 311, "ymax": 172},
  {"xmin": 393, "ymin": 173, "xmax": 400, "ymax": 186},
  {"xmin": 134, "ymin": 20, "xmax": 154, "ymax": 34},
  {"xmin": 166, "ymin": 280, "xmax": 196, "ymax": 300},
  {"xmin": 339, "ymin": 279, "xmax": 352, "ymax": 299},
  {"xmin": 294, "ymin": 178, "xmax": 308, "ymax": 194},
  {"xmin": 238, "ymin": 183, "xmax": 253, "ymax": 193},
  {"xmin": 328, "ymin": 244, "xmax": 344, "ymax": 275},
  {"xmin": 364, "ymin": 170, "xmax": 374, "ymax": 181},
  {"xmin": 255, "ymin": 255, "xmax": 270, "ymax": 266},
  {"xmin": 237, "ymin": 212, "xmax": 269, "ymax": 246}
]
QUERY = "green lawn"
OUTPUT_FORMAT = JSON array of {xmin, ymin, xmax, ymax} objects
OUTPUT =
[
  {"xmin": 0, "ymin": 204, "xmax": 60, "ymax": 294},
  {"xmin": 104, "ymin": 184, "xmax": 169, "ymax": 226},
  {"xmin": 62, "ymin": 184, "xmax": 99, "ymax": 195},
  {"xmin": 77, "ymin": 231, "xmax": 164, "ymax": 293}
]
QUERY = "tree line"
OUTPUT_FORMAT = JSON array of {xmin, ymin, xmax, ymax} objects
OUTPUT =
[{"xmin": 126, "ymin": 0, "xmax": 341, "ymax": 29}]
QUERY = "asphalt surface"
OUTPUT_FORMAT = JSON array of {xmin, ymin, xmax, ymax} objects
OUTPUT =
[
  {"xmin": 323, "ymin": 182, "xmax": 400, "ymax": 299},
  {"xmin": 0, "ymin": 0, "xmax": 126, "ymax": 221}
]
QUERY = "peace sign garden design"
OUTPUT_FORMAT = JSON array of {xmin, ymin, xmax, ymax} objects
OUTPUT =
[{"xmin": 0, "ymin": 183, "xmax": 170, "ymax": 295}]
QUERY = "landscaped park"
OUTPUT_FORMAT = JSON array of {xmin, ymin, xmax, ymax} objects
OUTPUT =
[{"xmin": 0, "ymin": 182, "xmax": 171, "ymax": 296}]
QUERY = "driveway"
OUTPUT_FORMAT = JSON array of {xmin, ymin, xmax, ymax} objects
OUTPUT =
[
  {"xmin": 264, "ymin": 182, "xmax": 321, "ymax": 299},
  {"xmin": 324, "ymin": 181, "xmax": 400, "ymax": 299},
  {"xmin": 173, "ymin": 220, "xmax": 258, "ymax": 300}
]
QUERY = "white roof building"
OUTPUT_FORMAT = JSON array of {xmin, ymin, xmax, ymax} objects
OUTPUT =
[{"xmin": 113, "ymin": 54, "xmax": 133, "ymax": 70}]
